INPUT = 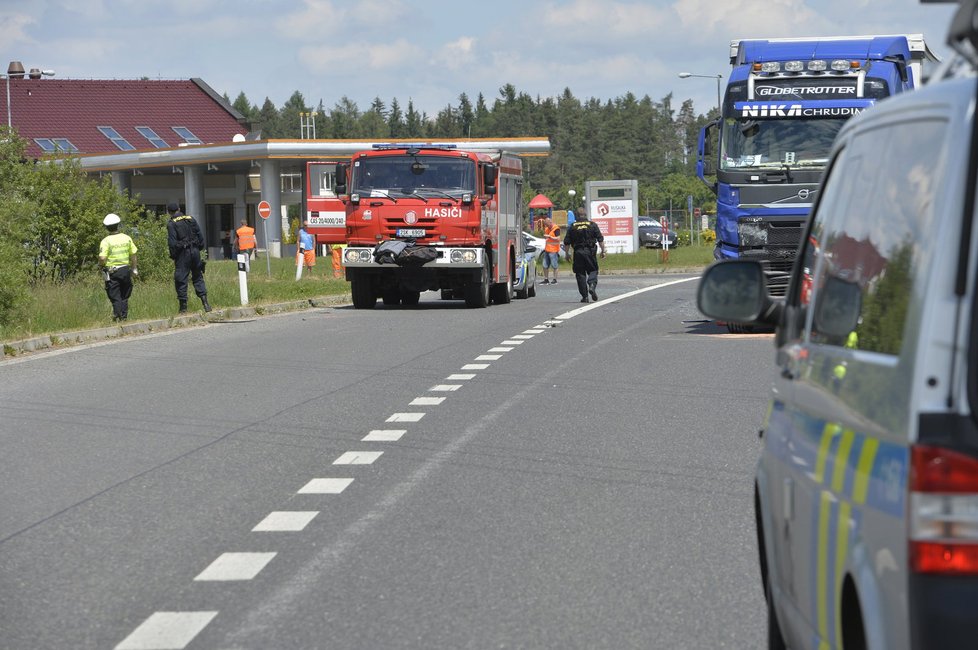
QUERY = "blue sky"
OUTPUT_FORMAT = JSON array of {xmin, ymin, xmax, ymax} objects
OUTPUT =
[{"xmin": 0, "ymin": 0, "xmax": 959, "ymax": 123}]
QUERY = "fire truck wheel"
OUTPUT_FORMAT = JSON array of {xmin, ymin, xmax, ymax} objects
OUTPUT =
[
  {"xmin": 400, "ymin": 290, "xmax": 420, "ymax": 306},
  {"xmin": 351, "ymin": 277, "xmax": 376, "ymax": 309},
  {"xmin": 490, "ymin": 276, "xmax": 512, "ymax": 305},
  {"xmin": 465, "ymin": 258, "xmax": 490, "ymax": 308},
  {"xmin": 382, "ymin": 287, "xmax": 400, "ymax": 306}
]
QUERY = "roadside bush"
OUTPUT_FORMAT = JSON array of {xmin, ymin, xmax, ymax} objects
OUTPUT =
[{"xmin": 700, "ymin": 228, "xmax": 716, "ymax": 244}]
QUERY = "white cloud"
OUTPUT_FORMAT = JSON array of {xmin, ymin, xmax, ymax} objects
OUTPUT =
[
  {"xmin": 0, "ymin": 11, "xmax": 40, "ymax": 50},
  {"xmin": 435, "ymin": 37, "xmax": 477, "ymax": 72},
  {"xmin": 673, "ymin": 0, "xmax": 831, "ymax": 39}
]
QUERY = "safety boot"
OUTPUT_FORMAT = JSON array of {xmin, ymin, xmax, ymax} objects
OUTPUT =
[
  {"xmin": 178, "ymin": 300, "xmax": 188, "ymax": 314},
  {"xmin": 201, "ymin": 296, "xmax": 212, "ymax": 313}
]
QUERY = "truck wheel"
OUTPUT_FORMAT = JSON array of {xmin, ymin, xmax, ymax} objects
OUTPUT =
[
  {"xmin": 351, "ymin": 277, "xmax": 376, "ymax": 309},
  {"xmin": 440, "ymin": 289, "xmax": 453, "ymax": 300},
  {"xmin": 400, "ymin": 290, "xmax": 420, "ymax": 306},
  {"xmin": 382, "ymin": 287, "xmax": 400, "ymax": 306},
  {"xmin": 490, "ymin": 275, "xmax": 512, "ymax": 304},
  {"xmin": 465, "ymin": 257, "xmax": 490, "ymax": 308}
]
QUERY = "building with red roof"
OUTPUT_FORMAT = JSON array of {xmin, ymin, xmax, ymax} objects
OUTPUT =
[{"xmin": 5, "ymin": 61, "xmax": 550, "ymax": 257}]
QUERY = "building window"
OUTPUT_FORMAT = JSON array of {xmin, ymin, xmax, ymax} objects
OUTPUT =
[
  {"xmin": 97, "ymin": 126, "xmax": 136, "ymax": 151},
  {"xmin": 172, "ymin": 126, "xmax": 202, "ymax": 145},
  {"xmin": 34, "ymin": 138, "xmax": 78, "ymax": 153},
  {"xmin": 136, "ymin": 126, "xmax": 169, "ymax": 148}
]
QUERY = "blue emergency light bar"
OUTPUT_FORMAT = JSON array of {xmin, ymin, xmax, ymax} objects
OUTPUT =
[{"xmin": 371, "ymin": 143, "xmax": 459, "ymax": 151}]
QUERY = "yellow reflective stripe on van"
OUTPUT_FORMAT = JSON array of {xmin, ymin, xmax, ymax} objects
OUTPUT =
[
  {"xmin": 853, "ymin": 437, "xmax": 879, "ymax": 504},
  {"xmin": 814, "ymin": 422, "xmax": 840, "ymax": 484},
  {"xmin": 811, "ymin": 423, "xmax": 882, "ymax": 650},
  {"xmin": 816, "ymin": 490, "xmax": 833, "ymax": 646},
  {"xmin": 834, "ymin": 500, "xmax": 852, "ymax": 646},
  {"xmin": 832, "ymin": 429, "xmax": 856, "ymax": 492}
]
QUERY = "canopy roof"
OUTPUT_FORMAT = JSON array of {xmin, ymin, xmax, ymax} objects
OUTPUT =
[{"xmin": 528, "ymin": 194, "xmax": 553, "ymax": 208}]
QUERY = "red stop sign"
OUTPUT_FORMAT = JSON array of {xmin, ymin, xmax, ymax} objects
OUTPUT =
[{"xmin": 257, "ymin": 200, "xmax": 271, "ymax": 220}]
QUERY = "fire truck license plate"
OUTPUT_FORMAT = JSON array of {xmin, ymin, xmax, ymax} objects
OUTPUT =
[{"xmin": 396, "ymin": 228, "xmax": 425, "ymax": 238}]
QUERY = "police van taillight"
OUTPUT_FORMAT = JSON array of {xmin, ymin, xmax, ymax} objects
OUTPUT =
[{"xmin": 910, "ymin": 445, "xmax": 978, "ymax": 574}]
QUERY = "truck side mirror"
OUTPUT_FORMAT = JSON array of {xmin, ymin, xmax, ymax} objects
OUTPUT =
[
  {"xmin": 699, "ymin": 120, "xmax": 719, "ymax": 179},
  {"xmin": 483, "ymin": 163, "xmax": 498, "ymax": 196},
  {"xmin": 335, "ymin": 163, "xmax": 348, "ymax": 195}
]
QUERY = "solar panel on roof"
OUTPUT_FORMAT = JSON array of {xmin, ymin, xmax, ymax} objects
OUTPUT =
[
  {"xmin": 98, "ymin": 126, "xmax": 135, "ymax": 151},
  {"xmin": 136, "ymin": 126, "xmax": 169, "ymax": 148},
  {"xmin": 172, "ymin": 126, "xmax": 202, "ymax": 145},
  {"xmin": 34, "ymin": 138, "xmax": 78, "ymax": 153}
]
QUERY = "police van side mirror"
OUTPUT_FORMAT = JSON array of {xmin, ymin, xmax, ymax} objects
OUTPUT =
[
  {"xmin": 697, "ymin": 259, "xmax": 783, "ymax": 326},
  {"xmin": 949, "ymin": 0, "xmax": 978, "ymax": 63}
]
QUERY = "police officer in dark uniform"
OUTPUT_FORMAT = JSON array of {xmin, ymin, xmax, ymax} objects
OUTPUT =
[
  {"xmin": 166, "ymin": 201, "xmax": 211, "ymax": 313},
  {"xmin": 563, "ymin": 212, "xmax": 607, "ymax": 303}
]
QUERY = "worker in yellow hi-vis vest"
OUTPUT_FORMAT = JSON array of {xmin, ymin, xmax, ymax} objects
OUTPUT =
[{"xmin": 98, "ymin": 213, "xmax": 138, "ymax": 322}]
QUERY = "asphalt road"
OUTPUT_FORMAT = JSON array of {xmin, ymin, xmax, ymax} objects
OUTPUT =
[{"xmin": 0, "ymin": 273, "xmax": 774, "ymax": 649}]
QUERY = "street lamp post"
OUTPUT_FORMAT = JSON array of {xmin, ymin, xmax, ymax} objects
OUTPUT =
[
  {"xmin": 4, "ymin": 63, "xmax": 55, "ymax": 129},
  {"xmin": 567, "ymin": 189, "xmax": 576, "ymax": 222},
  {"xmin": 678, "ymin": 72, "xmax": 722, "ymax": 116}
]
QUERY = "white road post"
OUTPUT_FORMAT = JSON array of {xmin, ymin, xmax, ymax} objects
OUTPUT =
[{"xmin": 237, "ymin": 253, "xmax": 250, "ymax": 306}]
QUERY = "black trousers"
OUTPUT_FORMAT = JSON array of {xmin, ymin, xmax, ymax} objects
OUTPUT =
[
  {"xmin": 105, "ymin": 266, "xmax": 133, "ymax": 320},
  {"xmin": 173, "ymin": 248, "xmax": 207, "ymax": 302},
  {"xmin": 571, "ymin": 249, "xmax": 599, "ymax": 297}
]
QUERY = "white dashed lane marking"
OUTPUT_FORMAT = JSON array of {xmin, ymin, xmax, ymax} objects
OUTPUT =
[
  {"xmin": 252, "ymin": 511, "xmax": 319, "ymax": 532},
  {"xmin": 462, "ymin": 363, "xmax": 490, "ymax": 370},
  {"xmin": 194, "ymin": 553, "xmax": 276, "ymax": 581},
  {"xmin": 363, "ymin": 429, "xmax": 406, "ymax": 442},
  {"xmin": 488, "ymin": 347, "xmax": 514, "ymax": 353},
  {"xmin": 447, "ymin": 373, "xmax": 476, "ymax": 380},
  {"xmin": 115, "ymin": 611, "xmax": 218, "ymax": 650},
  {"xmin": 410, "ymin": 396, "xmax": 445, "ymax": 406},
  {"xmin": 475, "ymin": 355, "xmax": 501, "ymax": 361},
  {"xmin": 430, "ymin": 384, "xmax": 462, "ymax": 392},
  {"xmin": 523, "ymin": 329, "xmax": 546, "ymax": 334},
  {"xmin": 510, "ymin": 334, "xmax": 533, "ymax": 340},
  {"xmin": 387, "ymin": 412, "xmax": 425, "ymax": 422},
  {"xmin": 333, "ymin": 451, "xmax": 383, "ymax": 465},
  {"xmin": 501, "ymin": 339, "xmax": 524, "ymax": 345},
  {"xmin": 297, "ymin": 478, "xmax": 354, "ymax": 494}
]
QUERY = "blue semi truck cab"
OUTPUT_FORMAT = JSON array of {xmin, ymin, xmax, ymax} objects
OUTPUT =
[{"xmin": 698, "ymin": 35, "xmax": 938, "ymax": 295}]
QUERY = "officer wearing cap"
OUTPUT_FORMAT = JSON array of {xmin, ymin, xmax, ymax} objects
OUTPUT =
[
  {"xmin": 165, "ymin": 201, "xmax": 211, "ymax": 313},
  {"xmin": 563, "ymin": 211, "xmax": 606, "ymax": 303},
  {"xmin": 98, "ymin": 213, "xmax": 138, "ymax": 321}
]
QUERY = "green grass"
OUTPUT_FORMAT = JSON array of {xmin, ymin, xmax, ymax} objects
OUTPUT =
[
  {"xmin": 1, "ymin": 244, "xmax": 713, "ymax": 342},
  {"xmin": 0, "ymin": 257, "xmax": 350, "ymax": 342}
]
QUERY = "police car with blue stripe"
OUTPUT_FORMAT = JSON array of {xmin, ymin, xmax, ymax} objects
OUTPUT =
[{"xmin": 697, "ymin": 2, "xmax": 978, "ymax": 647}]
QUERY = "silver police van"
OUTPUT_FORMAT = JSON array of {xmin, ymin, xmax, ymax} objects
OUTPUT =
[{"xmin": 697, "ymin": 3, "xmax": 978, "ymax": 648}]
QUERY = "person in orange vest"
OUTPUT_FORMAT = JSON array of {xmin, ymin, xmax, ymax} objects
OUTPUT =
[
  {"xmin": 234, "ymin": 219, "xmax": 257, "ymax": 260},
  {"xmin": 328, "ymin": 242, "xmax": 345, "ymax": 279},
  {"xmin": 541, "ymin": 218, "xmax": 562, "ymax": 284}
]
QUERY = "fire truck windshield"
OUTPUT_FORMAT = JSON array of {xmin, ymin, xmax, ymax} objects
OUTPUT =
[
  {"xmin": 353, "ymin": 155, "xmax": 476, "ymax": 197},
  {"xmin": 719, "ymin": 117, "xmax": 844, "ymax": 171}
]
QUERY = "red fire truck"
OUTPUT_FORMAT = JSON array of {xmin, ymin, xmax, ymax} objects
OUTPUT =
[{"xmin": 337, "ymin": 143, "xmax": 532, "ymax": 308}]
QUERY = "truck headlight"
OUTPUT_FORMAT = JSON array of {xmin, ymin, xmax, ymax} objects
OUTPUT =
[{"xmin": 450, "ymin": 250, "xmax": 477, "ymax": 263}]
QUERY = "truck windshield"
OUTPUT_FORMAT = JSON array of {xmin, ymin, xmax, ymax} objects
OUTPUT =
[
  {"xmin": 352, "ymin": 155, "xmax": 476, "ymax": 197},
  {"xmin": 720, "ymin": 117, "xmax": 845, "ymax": 170}
]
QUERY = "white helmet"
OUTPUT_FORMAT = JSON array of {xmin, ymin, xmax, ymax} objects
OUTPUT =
[{"xmin": 103, "ymin": 213, "xmax": 121, "ymax": 226}]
